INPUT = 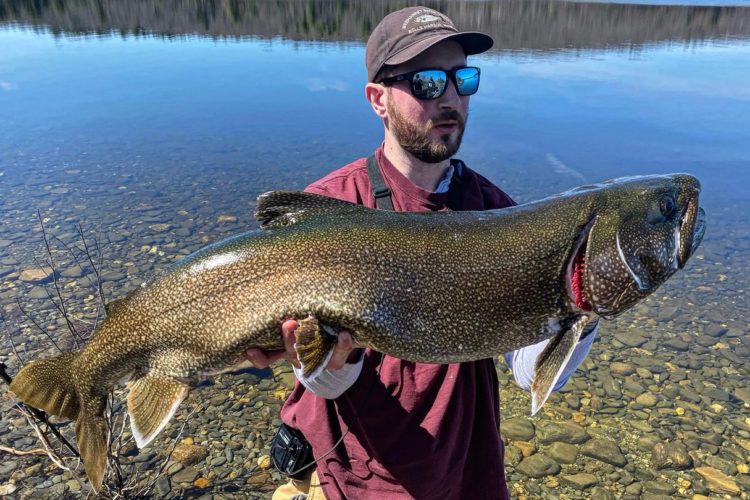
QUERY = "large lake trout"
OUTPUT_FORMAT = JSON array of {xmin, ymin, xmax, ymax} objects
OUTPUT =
[{"xmin": 10, "ymin": 173, "xmax": 705, "ymax": 490}]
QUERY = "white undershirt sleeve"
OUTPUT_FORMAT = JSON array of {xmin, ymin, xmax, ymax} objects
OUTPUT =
[{"xmin": 503, "ymin": 322, "xmax": 598, "ymax": 392}]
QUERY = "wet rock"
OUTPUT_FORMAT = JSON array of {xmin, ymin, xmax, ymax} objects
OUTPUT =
[
  {"xmin": 536, "ymin": 421, "xmax": 590, "ymax": 445},
  {"xmin": 560, "ymin": 473, "xmax": 597, "ymax": 490},
  {"xmin": 590, "ymin": 486, "xmax": 614, "ymax": 500},
  {"xmin": 651, "ymin": 441, "xmax": 692, "ymax": 470},
  {"xmin": 502, "ymin": 417, "xmax": 535, "ymax": 441},
  {"xmin": 546, "ymin": 442, "xmax": 578, "ymax": 464},
  {"xmin": 694, "ymin": 466, "xmax": 740, "ymax": 495},
  {"xmin": 156, "ymin": 475, "xmax": 171, "ymax": 496},
  {"xmin": 642, "ymin": 480, "xmax": 676, "ymax": 495},
  {"xmin": 516, "ymin": 453, "xmax": 560, "ymax": 478},
  {"xmin": 0, "ymin": 482, "xmax": 18, "ymax": 496},
  {"xmin": 217, "ymin": 215, "xmax": 238, "ymax": 223},
  {"xmin": 702, "ymin": 455, "xmax": 737, "ymax": 476},
  {"xmin": 171, "ymin": 442, "xmax": 208, "ymax": 466},
  {"xmin": 662, "ymin": 338, "xmax": 689, "ymax": 351},
  {"xmin": 581, "ymin": 438, "xmax": 627, "ymax": 467},
  {"xmin": 609, "ymin": 362, "xmax": 635, "ymax": 376},
  {"xmin": 172, "ymin": 466, "xmax": 200, "ymax": 484},
  {"xmin": 19, "ymin": 267, "xmax": 54, "ymax": 282},
  {"xmin": 635, "ymin": 393, "xmax": 658, "ymax": 407},
  {"xmin": 614, "ymin": 330, "xmax": 648, "ymax": 347}
]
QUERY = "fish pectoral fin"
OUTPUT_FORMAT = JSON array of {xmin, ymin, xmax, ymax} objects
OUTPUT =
[
  {"xmin": 255, "ymin": 191, "xmax": 367, "ymax": 229},
  {"xmin": 294, "ymin": 316, "xmax": 338, "ymax": 378},
  {"xmin": 530, "ymin": 315, "xmax": 591, "ymax": 415},
  {"xmin": 127, "ymin": 374, "xmax": 189, "ymax": 449}
]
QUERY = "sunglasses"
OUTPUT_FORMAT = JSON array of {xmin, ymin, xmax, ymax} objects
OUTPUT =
[{"xmin": 379, "ymin": 66, "xmax": 481, "ymax": 100}]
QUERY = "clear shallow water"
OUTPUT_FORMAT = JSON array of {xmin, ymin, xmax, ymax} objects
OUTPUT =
[{"xmin": 1, "ymin": 0, "xmax": 749, "ymax": 497}]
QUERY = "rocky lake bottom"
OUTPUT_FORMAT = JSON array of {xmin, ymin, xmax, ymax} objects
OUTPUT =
[{"xmin": 0, "ymin": 165, "xmax": 748, "ymax": 499}]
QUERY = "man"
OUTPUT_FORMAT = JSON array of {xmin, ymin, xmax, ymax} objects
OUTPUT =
[{"xmin": 246, "ymin": 6, "xmax": 597, "ymax": 499}]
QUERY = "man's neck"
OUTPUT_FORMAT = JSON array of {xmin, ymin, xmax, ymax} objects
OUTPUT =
[{"xmin": 382, "ymin": 140, "xmax": 451, "ymax": 192}]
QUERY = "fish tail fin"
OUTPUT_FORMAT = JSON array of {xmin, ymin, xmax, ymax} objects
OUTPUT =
[
  {"xmin": 8, "ymin": 352, "xmax": 82, "ymax": 420},
  {"xmin": 75, "ymin": 409, "xmax": 109, "ymax": 491},
  {"xmin": 10, "ymin": 352, "xmax": 110, "ymax": 491},
  {"xmin": 294, "ymin": 316, "xmax": 338, "ymax": 378}
]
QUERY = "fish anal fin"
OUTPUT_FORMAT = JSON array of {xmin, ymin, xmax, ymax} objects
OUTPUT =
[
  {"xmin": 294, "ymin": 316, "xmax": 338, "ymax": 378},
  {"xmin": 8, "ymin": 352, "xmax": 81, "ymax": 420},
  {"xmin": 255, "ymin": 191, "xmax": 365, "ymax": 229},
  {"xmin": 530, "ymin": 315, "xmax": 591, "ymax": 415},
  {"xmin": 75, "ymin": 413, "xmax": 108, "ymax": 491},
  {"xmin": 127, "ymin": 374, "xmax": 189, "ymax": 449}
]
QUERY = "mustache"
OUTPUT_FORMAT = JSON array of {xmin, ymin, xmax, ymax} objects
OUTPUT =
[{"xmin": 427, "ymin": 110, "xmax": 465, "ymax": 129}]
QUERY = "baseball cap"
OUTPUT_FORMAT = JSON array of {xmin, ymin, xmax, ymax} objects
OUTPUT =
[{"xmin": 365, "ymin": 6, "xmax": 494, "ymax": 82}]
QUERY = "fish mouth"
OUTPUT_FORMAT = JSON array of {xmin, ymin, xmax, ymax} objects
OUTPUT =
[
  {"xmin": 677, "ymin": 199, "xmax": 705, "ymax": 268},
  {"xmin": 566, "ymin": 216, "xmax": 597, "ymax": 312}
]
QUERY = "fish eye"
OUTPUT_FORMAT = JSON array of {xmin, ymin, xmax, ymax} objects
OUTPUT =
[{"xmin": 659, "ymin": 195, "xmax": 676, "ymax": 217}]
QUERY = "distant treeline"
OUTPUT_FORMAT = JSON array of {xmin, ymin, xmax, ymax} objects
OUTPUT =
[{"xmin": 1, "ymin": 0, "xmax": 749, "ymax": 51}]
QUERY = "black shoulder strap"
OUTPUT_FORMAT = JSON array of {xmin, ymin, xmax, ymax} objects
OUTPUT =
[
  {"xmin": 448, "ymin": 159, "xmax": 463, "ymax": 212},
  {"xmin": 366, "ymin": 155, "xmax": 464, "ymax": 212},
  {"xmin": 366, "ymin": 155, "xmax": 394, "ymax": 211}
]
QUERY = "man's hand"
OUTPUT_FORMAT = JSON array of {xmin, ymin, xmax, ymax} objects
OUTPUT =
[{"xmin": 244, "ymin": 319, "xmax": 358, "ymax": 371}]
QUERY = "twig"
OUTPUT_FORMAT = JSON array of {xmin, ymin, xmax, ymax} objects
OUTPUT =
[
  {"xmin": 36, "ymin": 210, "xmax": 82, "ymax": 348},
  {"xmin": 1, "ymin": 313, "xmax": 25, "ymax": 366},
  {"xmin": 18, "ymin": 405, "xmax": 73, "ymax": 471},
  {"xmin": 15, "ymin": 300, "xmax": 64, "ymax": 355},
  {"xmin": 0, "ymin": 444, "xmax": 58, "ymax": 457}
]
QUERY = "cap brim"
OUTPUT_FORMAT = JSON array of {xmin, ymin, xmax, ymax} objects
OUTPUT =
[{"xmin": 384, "ymin": 31, "xmax": 494, "ymax": 67}]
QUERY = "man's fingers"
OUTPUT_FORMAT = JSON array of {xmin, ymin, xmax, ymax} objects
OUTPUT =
[
  {"xmin": 281, "ymin": 319, "xmax": 301, "ymax": 369},
  {"xmin": 326, "ymin": 330, "xmax": 354, "ymax": 370},
  {"xmin": 245, "ymin": 347, "xmax": 286, "ymax": 369}
]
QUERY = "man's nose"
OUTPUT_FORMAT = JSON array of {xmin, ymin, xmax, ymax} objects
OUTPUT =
[{"xmin": 438, "ymin": 78, "xmax": 461, "ymax": 109}]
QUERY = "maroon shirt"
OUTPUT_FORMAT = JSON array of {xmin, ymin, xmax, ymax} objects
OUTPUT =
[{"xmin": 280, "ymin": 147, "xmax": 515, "ymax": 499}]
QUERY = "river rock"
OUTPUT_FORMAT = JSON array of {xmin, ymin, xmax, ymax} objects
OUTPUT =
[
  {"xmin": 546, "ymin": 442, "xmax": 578, "ymax": 464},
  {"xmin": 662, "ymin": 338, "xmax": 689, "ymax": 351},
  {"xmin": 609, "ymin": 362, "xmax": 635, "ymax": 376},
  {"xmin": 560, "ymin": 473, "xmax": 598, "ymax": 490},
  {"xmin": 635, "ymin": 393, "xmax": 658, "ymax": 407},
  {"xmin": 172, "ymin": 466, "xmax": 200, "ymax": 484},
  {"xmin": 537, "ymin": 421, "xmax": 590, "ymax": 445},
  {"xmin": 171, "ymin": 443, "xmax": 208, "ymax": 466},
  {"xmin": 516, "ymin": 453, "xmax": 560, "ymax": 478},
  {"xmin": 502, "ymin": 417, "xmax": 535, "ymax": 441},
  {"xmin": 694, "ymin": 466, "xmax": 740, "ymax": 495},
  {"xmin": 651, "ymin": 441, "xmax": 692, "ymax": 470},
  {"xmin": 581, "ymin": 438, "xmax": 627, "ymax": 467},
  {"xmin": 19, "ymin": 267, "xmax": 54, "ymax": 282},
  {"xmin": 643, "ymin": 480, "xmax": 676, "ymax": 495},
  {"xmin": 614, "ymin": 329, "xmax": 648, "ymax": 347}
]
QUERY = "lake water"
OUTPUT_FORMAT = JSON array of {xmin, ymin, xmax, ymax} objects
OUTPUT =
[{"xmin": 1, "ymin": 0, "xmax": 749, "ymax": 498}]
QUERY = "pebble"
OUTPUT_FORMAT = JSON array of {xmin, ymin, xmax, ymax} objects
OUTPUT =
[
  {"xmin": 635, "ymin": 393, "xmax": 658, "ymax": 407},
  {"xmin": 694, "ymin": 466, "xmax": 740, "ymax": 495},
  {"xmin": 581, "ymin": 439, "xmax": 628, "ymax": 467},
  {"xmin": 171, "ymin": 443, "xmax": 208, "ymax": 466},
  {"xmin": 502, "ymin": 417, "xmax": 535, "ymax": 441},
  {"xmin": 560, "ymin": 473, "xmax": 598, "ymax": 490},
  {"xmin": 172, "ymin": 466, "xmax": 200, "ymax": 484},
  {"xmin": 536, "ymin": 421, "xmax": 590, "ymax": 445},
  {"xmin": 613, "ymin": 330, "xmax": 648, "ymax": 347},
  {"xmin": 19, "ymin": 267, "xmax": 54, "ymax": 282},
  {"xmin": 546, "ymin": 442, "xmax": 578, "ymax": 464},
  {"xmin": 651, "ymin": 441, "xmax": 693, "ymax": 470},
  {"xmin": 516, "ymin": 453, "xmax": 560, "ymax": 478}
]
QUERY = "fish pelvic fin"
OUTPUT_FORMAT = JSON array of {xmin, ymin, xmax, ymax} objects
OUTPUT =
[
  {"xmin": 255, "ymin": 190, "xmax": 367, "ymax": 229},
  {"xmin": 127, "ymin": 373, "xmax": 189, "ymax": 449},
  {"xmin": 8, "ymin": 352, "xmax": 81, "ymax": 420},
  {"xmin": 294, "ymin": 316, "xmax": 338, "ymax": 378},
  {"xmin": 530, "ymin": 315, "xmax": 591, "ymax": 415},
  {"xmin": 75, "ymin": 410, "xmax": 109, "ymax": 492}
]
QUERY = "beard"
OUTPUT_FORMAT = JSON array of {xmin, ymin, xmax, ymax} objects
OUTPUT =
[{"xmin": 387, "ymin": 101, "xmax": 467, "ymax": 163}]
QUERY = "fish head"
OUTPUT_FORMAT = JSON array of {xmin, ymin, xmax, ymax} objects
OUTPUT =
[{"xmin": 567, "ymin": 174, "xmax": 705, "ymax": 319}]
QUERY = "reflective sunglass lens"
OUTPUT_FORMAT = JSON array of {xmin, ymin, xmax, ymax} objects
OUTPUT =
[
  {"xmin": 455, "ymin": 68, "xmax": 480, "ymax": 96},
  {"xmin": 411, "ymin": 70, "xmax": 447, "ymax": 99}
]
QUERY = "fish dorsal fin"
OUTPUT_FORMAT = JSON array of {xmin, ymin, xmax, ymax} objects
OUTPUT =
[
  {"xmin": 530, "ymin": 315, "xmax": 592, "ymax": 415},
  {"xmin": 255, "ymin": 190, "xmax": 366, "ymax": 229},
  {"xmin": 127, "ymin": 373, "xmax": 189, "ymax": 448}
]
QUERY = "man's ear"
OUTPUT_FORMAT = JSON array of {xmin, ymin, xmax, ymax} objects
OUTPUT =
[{"xmin": 365, "ymin": 83, "xmax": 388, "ymax": 119}]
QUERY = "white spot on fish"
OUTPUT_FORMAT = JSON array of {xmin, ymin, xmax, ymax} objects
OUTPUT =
[{"xmin": 189, "ymin": 253, "xmax": 241, "ymax": 274}]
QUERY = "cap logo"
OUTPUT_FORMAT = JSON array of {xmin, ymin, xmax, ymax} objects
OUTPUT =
[{"xmin": 401, "ymin": 8, "xmax": 454, "ymax": 34}]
